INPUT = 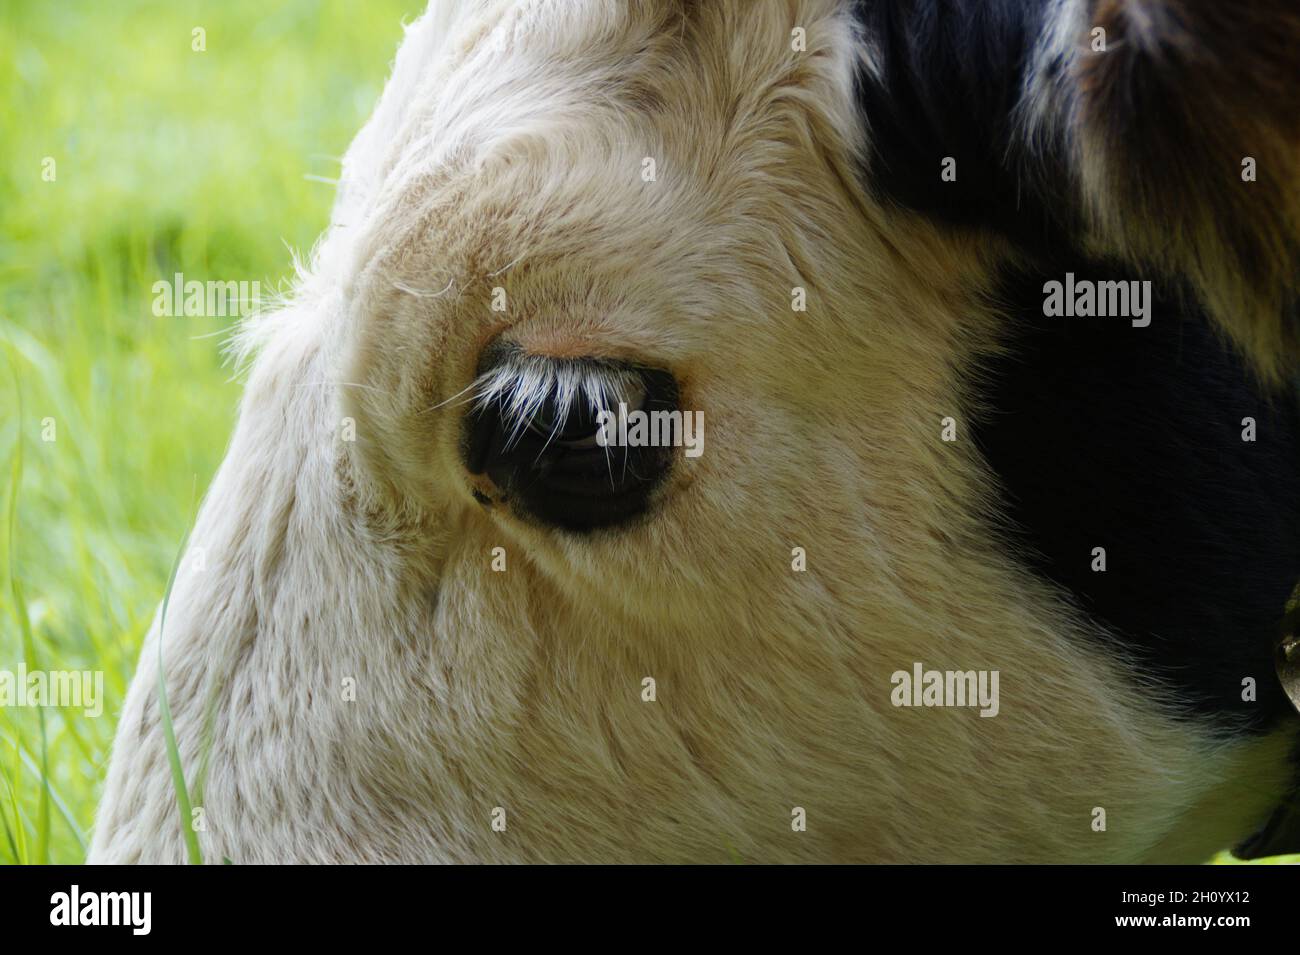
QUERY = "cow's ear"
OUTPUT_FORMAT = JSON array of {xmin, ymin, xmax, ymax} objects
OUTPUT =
[{"xmin": 1055, "ymin": 0, "xmax": 1300, "ymax": 382}]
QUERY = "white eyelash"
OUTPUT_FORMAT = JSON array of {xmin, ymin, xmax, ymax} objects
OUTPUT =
[{"xmin": 470, "ymin": 352, "xmax": 643, "ymax": 451}]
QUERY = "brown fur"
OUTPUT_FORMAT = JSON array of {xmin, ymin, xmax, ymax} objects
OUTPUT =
[{"xmin": 1076, "ymin": 0, "xmax": 1300, "ymax": 382}]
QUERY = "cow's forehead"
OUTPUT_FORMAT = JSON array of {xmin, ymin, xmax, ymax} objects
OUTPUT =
[{"xmin": 336, "ymin": 1, "xmax": 867, "ymax": 289}]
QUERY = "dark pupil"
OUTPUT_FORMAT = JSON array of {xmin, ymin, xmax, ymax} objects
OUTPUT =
[{"xmin": 529, "ymin": 397, "xmax": 605, "ymax": 442}]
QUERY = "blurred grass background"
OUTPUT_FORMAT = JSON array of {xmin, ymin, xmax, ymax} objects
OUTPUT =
[
  {"xmin": 0, "ymin": 0, "xmax": 1293, "ymax": 866},
  {"xmin": 0, "ymin": 0, "xmax": 419, "ymax": 863}
]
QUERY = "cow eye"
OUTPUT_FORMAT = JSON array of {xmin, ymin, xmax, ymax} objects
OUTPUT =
[
  {"xmin": 524, "ymin": 380, "xmax": 647, "ymax": 448},
  {"xmin": 463, "ymin": 352, "xmax": 678, "ymax": 533}
]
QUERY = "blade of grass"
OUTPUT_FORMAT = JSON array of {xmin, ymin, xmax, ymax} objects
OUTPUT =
[
  {"xmin": 0, "ymin": 726, "xmax": 87, "ymax": 853},
  {"xmin": 4, "ymin": 344, "xmax": 50, "ymax": 864},
  {"xmin": 0, "ymin": 749, "xmax": 24, "ymax": 863},
  {"xmin": 157, "ymin": 498, "xmax": 203, "ymax": 865}
]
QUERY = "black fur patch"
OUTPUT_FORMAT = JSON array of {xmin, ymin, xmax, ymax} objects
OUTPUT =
[
  {"xmin": 850, "ymin": 1, "xmax": 1300, "ymax": 733},
  {"xmin": 972, "ymin": 263, "xmax": 1300, "ymax": 731},
  {"xmin": 850, "ymin": 0, "xmax": 1072, "ymax": 246}
]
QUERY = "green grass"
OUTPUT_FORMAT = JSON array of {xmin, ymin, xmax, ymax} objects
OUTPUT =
[{"xmin": 0, "ymin": 0, "xmax": 420, "ymax": 864}]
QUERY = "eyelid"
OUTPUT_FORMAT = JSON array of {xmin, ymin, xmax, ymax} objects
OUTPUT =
[
  {"xmin": 523, "ymin": 373, "xmax": 648, "ymax": 446},
  {"xmin": 471, "ymin": 348, "xmax": 651, "ymax": 448}
]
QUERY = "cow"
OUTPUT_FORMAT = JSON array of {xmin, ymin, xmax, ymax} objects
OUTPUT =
[{"xmin": 92, "ymin": 0, "xmax": 1300, "ymax": 863}]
